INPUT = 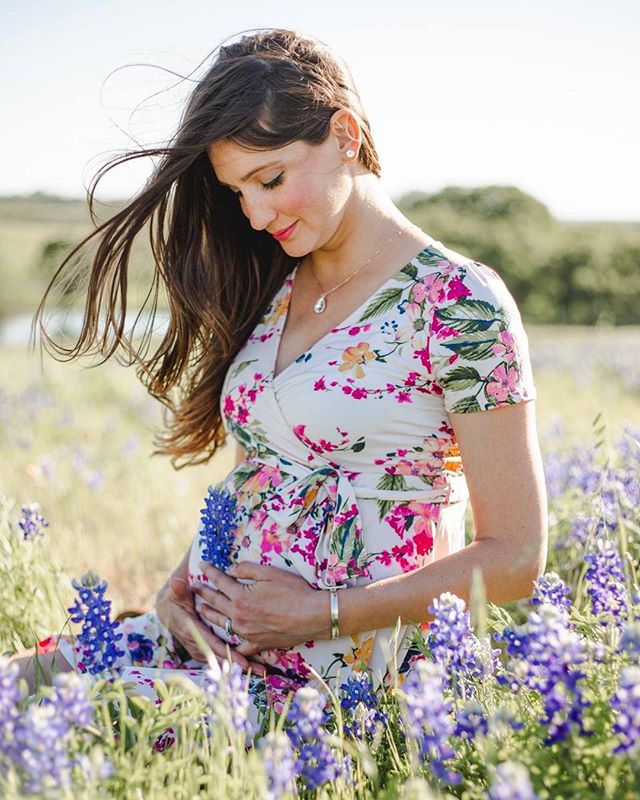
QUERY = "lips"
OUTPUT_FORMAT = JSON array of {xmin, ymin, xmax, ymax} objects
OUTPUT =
[{"xmin": 271, "ymin": 221, "xmax": 297, "ymax": 241}]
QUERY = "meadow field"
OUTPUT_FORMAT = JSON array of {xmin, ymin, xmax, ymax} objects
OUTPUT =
[{"xmin": 1, "ymin": 324, "xmax": 640, "ymax": 798}]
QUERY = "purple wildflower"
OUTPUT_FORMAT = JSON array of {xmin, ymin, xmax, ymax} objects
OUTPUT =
[
  {"xmin": 611, "ymin": 665, "xmax": 640, "ymax": 755},
  {"xmin": 400, "ymin": 659, "xmax": 461, "ymax": 785},
  {"xmin": 531, "ymin": 572, "xmax": 572, "ymax": 611},
  {"xmin": 17, "ymin": 502, "xmax": 49, "ymax": 541},
  {"xmin": 620, "ymin": 622, "xmax": 640, "ymax": 662},
  {"xmin": 488, "ymin": 761, "xmax": 538, "ymax": 800},
  {"xmin": 584, "ymin": 538, "xmax": 628, "ymax": 626},
  {"xmin": 257, "ymin": 731, "xmax": 298, "ymax": 799},
  {"xmin": 454, "ymin": 699, "xmax": 488, "ymax": 740},
  {"xmin": 203, "ymin": 661, "xmax": 254, "ymax": 738},
  {"xmin": 0, "ymin": 657, "xmax": 22, "ymax": 770},
  {"xmin": 48, "ymin": 672, "xmax": 95, "ymax": 728},
  {"xmin": 68, "ymin": 572, "xmax": 125, "ymax": 675},
  {"xmin": 199, "ymin": 485, "xmax": 239, "ymax": 571},
  {"xmin": 286, "ymin": 686, "xmax": 341, "ymax": 790},
  {"xmin": 339, "ymin": 672, "xmax": 386, "ymax": 739},
  {"xmin": 496, "ymin": 603, "xmax": 589, "ymax": 744},
  {"xmin": 11, "ymin": 672, "xmax": 94, "ymax": 796},
  {"xmin": 427, "ymin": 592, "xmax": 498, "ymax": 695}
]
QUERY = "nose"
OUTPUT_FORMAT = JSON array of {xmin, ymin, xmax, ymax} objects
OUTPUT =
[{"xmin": 240, "ymin": 194, "xmax": 277, "ymax": 232}]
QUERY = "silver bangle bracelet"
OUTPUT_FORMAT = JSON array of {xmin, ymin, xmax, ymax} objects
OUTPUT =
[{"xmin": 329, "ymin": 587, "xmax": 339, "ymax": 639}]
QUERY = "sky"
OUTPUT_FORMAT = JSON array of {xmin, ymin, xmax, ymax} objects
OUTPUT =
[{"xmin": 2, "ymin": 0, "xmax": 638, "ymax": 221}]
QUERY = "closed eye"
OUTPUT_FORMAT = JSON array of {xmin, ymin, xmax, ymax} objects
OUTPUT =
[{"xmin": 231, "ymin": 172, "xmax": 284, "ymax": 198}]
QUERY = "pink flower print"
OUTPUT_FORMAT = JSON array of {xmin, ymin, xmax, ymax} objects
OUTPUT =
[
  {"xmin": 237, "ymin": 406, "xmax": 249, "ymax": 425},
  {"xmin": 446, "ymin": 275, "xmax": 472, "ymax": 301},
  {"xmin": 431, "ymin": 315, "xmax": 460, "ymax": 340},
  {"xmin": 412, "ymin": 529, "xmax": 434, "ymax": 556},
  {"xmin": 314, "ymin": 376, "xmax": 326, "ymax": 391},
  {"xmin": 384, "ymin": 504, "xmax": 413, "ymax": 537},
  {"xmin": 410, "ymin": 280, "xmax": 429, "ymax": 304},
  {"xmin": 223, "ymin": 395, "xmax": 235, "ymax": 416},
  {"xmin": 326, "ymin": 553, "xmax": 349, "ymax": 585},
  {"xmin": 351, "ymin": 387, "xmax": 368, "ymax": 400},
  {"xmin": 413, "ymin": 346, "xmax": 431, "ymax": 372},
  {"xmin": 272, "ymin": 649, "xmax": 312, "ymax": 678},
  {"xmin": 425, "ymin": 274, "xmax": 447, "ymax": 304},
  {"xmin": 260, "ymin": 522, "xmax": 290, "ymax": 556},
  {"xmin": 486, "ymin": 363, "xmax": 520, "ymax": 403},
  {"xmin": 244, "ymin": 465, "xmax": 282, "ymax": 495},
  {"xmin": 395, "ymin": 390, "xmax": 412, "ymax": 404},
  {"xmin": 492, "ymin": 330, "xmax": 516, "ymax": 364}
]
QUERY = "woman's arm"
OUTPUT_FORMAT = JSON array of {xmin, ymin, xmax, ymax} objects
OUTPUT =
[{"xmin": 337, "ymin": 399, "xmax": 548, "ymax": 635}]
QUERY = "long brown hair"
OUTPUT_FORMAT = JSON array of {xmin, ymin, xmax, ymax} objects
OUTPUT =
[{"xmin": 33, "ymin": 28, "xmax": 382, "ymax": 467}]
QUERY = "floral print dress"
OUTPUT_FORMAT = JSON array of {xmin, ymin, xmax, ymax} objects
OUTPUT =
[{"xmin": 57, "ymin": 237, "xmax": 536, "ymax": 724}]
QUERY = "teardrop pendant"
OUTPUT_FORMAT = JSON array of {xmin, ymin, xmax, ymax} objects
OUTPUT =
[{"xmin": 313, "ymin": 295, "xmax": 327, "ymax": 314}]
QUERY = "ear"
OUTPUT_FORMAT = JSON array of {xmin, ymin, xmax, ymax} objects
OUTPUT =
[{"xmin": 329, "ymin": 108, "xmax": 361, "ymax": 159}]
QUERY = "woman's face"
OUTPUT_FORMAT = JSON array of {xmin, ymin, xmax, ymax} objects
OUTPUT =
[{"xmin": 208, "ymin": 134, "xmax": 353, "ymax": 257}]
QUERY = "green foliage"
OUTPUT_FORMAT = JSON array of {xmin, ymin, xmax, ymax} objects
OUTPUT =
[
  {"xmin": 0, "ymin": 495, "xmax": 70, "ymax": 652},
  {"xmin": 397, "ymin": 186, "xmax": 640, "ymax": 325}
]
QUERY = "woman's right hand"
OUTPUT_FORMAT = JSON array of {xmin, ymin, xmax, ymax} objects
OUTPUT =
[{"xmin": 155, "ymin": 575, "xmax": 267, "ymax": 677}]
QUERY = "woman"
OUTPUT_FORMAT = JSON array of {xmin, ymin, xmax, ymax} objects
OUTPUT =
[{"xmin": 16, "ymin": 28, "xmax": 547, "ymax": 718}]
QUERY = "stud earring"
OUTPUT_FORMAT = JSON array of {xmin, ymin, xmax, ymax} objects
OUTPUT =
[{"xmin": 345, "ymin": 149, "xmax": 356, "ymax": 159}]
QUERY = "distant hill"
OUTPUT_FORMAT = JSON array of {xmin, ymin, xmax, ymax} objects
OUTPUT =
[{"xmin": 1, "ymin": 187, "xmax": 639, "ymax": 324}]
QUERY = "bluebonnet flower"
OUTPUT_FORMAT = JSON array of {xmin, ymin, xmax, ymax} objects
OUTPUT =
[
  {"xmin": 496, "ymin": 603, "xmax": 589, "ymax": 744},
  {"xmin": 531, "ymin": 572, "xmax": 572, "ymax": 611},
  {"xmin": 199, "ymin": 485, "xmax": 239, "ymax": 571},
  {"xmin": 426, "ymin": 592, "xmax": 498, "ymax": 696},
  {"xmin": 11, "ymin": 672, "xmax": 95, "ymax": 796},
  {"xmin": 203, "ymin": 660, "xmax": 254, "ymax": 738},
  {"xmin": 611, "ymin": 665, "xmax": 640, "ymax": 756},
  {"xmin": 454, "ymin": 699, "xmax": 488, "ymax": 740},
  {"xmin": 584, "ymin": 538, "xmax": 628, "ymax": 626},
  {"xmin": 13, "ymin": 702, "xmax": 74, "ymax": 794},
  {"xmin": 286, "ymin": 685, "xmax": 330, "ymax": 748},
  {"xmin": 0, "ymin": 657, "xmax": 22, "ymax": 770},
  {"xmin": 68, "ymin": 571, "xmax": 125, "ymax": 675},
  {"xmin": 400, "ymin": 659, "xmax": 460, "ymax": 785},
  {"xmin": 619, "ymin": 622, "xmax": 640, "ymax": 661},
  {"xmin": 48, "ymin": 672, "xmax": 95, "ymax": 728},
  {"xmin": 488, "ymin": 761, "xmax": 538, "ymax": 800},
  {"xmin": 258, "ymin": 731, "xmax": 298, "ymax": 798},
  {"xmin": 286, "ymin": 685, "xmax": 341, "ymax": 790},
  {"xmin": 17, "ymin": 502, "xmax": 49, "ymax": 541},
  {"xmin": 339, "ymin": 672, "xmax": 386, "ymax": 739}
]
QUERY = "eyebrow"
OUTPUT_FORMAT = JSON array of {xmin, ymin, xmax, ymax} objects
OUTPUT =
[{"xmin": 217, "ymin": 161, "xmax": 282, "ymax": 188}]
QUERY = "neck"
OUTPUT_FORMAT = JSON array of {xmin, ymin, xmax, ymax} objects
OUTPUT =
[{"xmin": 304, "ymin": 177, "xmax": 418, "ymax": 286}]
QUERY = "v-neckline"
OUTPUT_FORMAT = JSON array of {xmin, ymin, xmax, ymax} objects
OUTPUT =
[{"xmin": 271, "ymin": 241, "xmax": 438, "ymax": 384}]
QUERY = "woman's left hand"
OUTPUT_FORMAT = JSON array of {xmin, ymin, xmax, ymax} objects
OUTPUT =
[{"xmin": 192, "ymin": 562, "xmax": 329, "ymax": 655}]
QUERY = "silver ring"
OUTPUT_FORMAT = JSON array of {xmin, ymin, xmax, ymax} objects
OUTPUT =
[{"xmin": 224, "ymin": 617, "xmax": 235, "ymax": 638}]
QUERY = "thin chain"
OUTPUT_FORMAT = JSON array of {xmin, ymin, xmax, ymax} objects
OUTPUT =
[{"xmin": 308, "ymin": 225, "xmax": 419, "ymax": 311}]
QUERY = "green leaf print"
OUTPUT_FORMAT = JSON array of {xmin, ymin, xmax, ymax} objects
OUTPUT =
[
  {"xmin": 443, "ymin": 333, "xmax": 497, "ymax": 361},
  {"xmin": 415, "ymin": 249, "xmax": 445, "ymax": 268},
  {"xmin": 397, "ymin": 263, "xmax": 418, "ymax": 280},
  {"xmin": 440, "ymin": 366, "xmax": 482, "ymax": 391},
  {"xmin": 436, "ymin": 298, "xmax": 500, "ymax": 334},
  {"xmin": 450, "ymin": 395, "xmax": 482, "ymax": 413},
  {"xmin": 377, "ymin": 472, "xmax": 409, "ymax": 492},
  {"xmin": 359, "ymin": 287, "xmax": 404, "ymax": 322},
  {"xmin": 229, "ymin": 359, "xmax": 259, "ymax": 379}
]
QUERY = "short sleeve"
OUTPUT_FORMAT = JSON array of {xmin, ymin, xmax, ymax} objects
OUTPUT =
[{"xmin": 427, "ymin": 259, "xmax": 537, "ymax": 414}]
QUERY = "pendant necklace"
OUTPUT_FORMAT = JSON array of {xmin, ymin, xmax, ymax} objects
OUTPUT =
[{"xmin": 309, "ymin": 227, "xmax": 409, "ymax": 314}]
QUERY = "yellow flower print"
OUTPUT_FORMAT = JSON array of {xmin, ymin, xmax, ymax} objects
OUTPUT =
[
  {"xmin": 268, "ymin": 295, "xmax": 290, "ymax": 326},
  {"xmin": 343, "ymin": 634, "xmax": 374, "ymax": 671},
  {"xmin": 443, "ymin": 444, "xmax": 462, "ymax": 473},
  {"xmin": 338, "ymin": 342, "xmax": 376, "ymax": 379}
]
